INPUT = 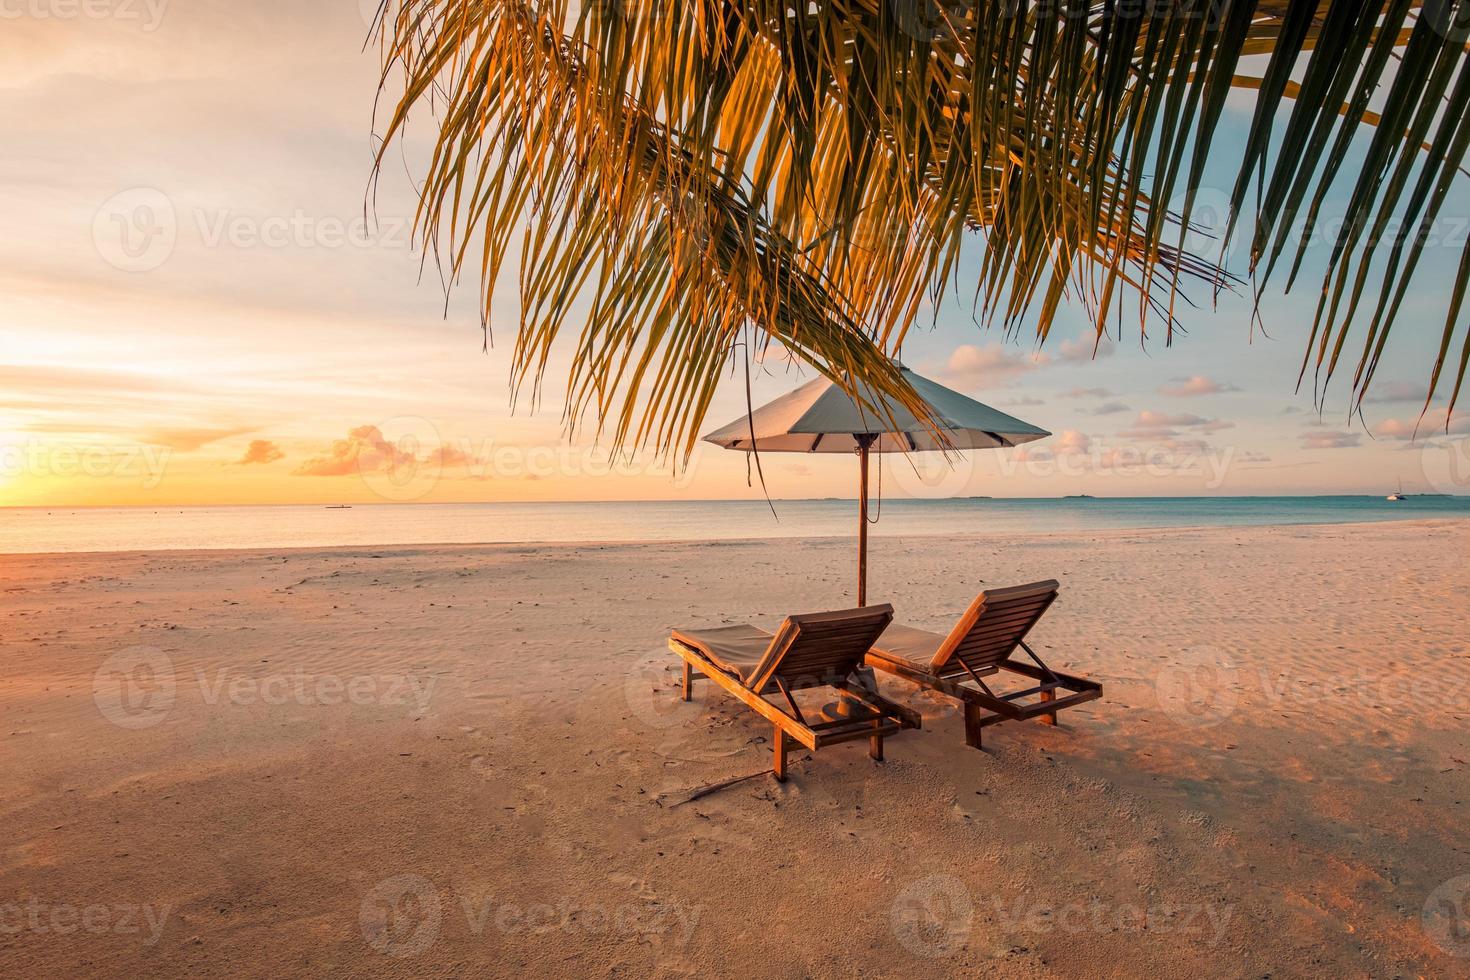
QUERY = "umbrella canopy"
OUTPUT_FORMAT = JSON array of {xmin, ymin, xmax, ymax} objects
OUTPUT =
[
  {"xmin": 703, "ymin": 366, "xmax": 1050, "ymax": 607},
  {"xmin": 702, "ymin": 367, "xmax": 1050, "ymax": 453}
]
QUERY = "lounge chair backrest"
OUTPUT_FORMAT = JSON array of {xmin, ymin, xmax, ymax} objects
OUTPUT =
[
  {"xmin": 747, "ymin": 604, "xmax": 894, "ymax": 692},
  {"xmin": 930, "ymin": 581, "xmax": 1059, "ymax": 676}
]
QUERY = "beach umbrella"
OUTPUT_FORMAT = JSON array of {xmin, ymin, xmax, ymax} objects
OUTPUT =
[{"xmin": 703, "ymin": 367, "xmax": 1050, "ymax": 606}]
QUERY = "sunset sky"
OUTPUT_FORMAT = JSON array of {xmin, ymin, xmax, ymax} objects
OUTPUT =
[{"xmin": 4, "ymin": 1, "xmax": 1468, "ymax": 508}]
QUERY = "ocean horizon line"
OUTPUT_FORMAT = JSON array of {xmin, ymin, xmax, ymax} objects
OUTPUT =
[{"xmin": 2, "ymin": 491, "xmax": 1464, "ymax": 512}]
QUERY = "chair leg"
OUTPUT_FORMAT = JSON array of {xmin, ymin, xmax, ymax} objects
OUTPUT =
[
  {"xmin": 1039, "ymin": 689, "xmax": 1057, "ymax": 726},
  {"xmin": 772, "ymin": 726, "xmax": 787, "ymax": 783},
  {"xmin": 963, "ymin": 702, "xmax": 984, "ymax": 749},
  {"xmin": 681, "ymin": 661, "xmax": 692, "ymax": 702},
  {"xmin": 869, "ymin": 716, "xmax": 884, "ymax": 761}
]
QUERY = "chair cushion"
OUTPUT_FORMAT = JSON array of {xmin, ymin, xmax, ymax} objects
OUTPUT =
[
  {"xmin": 670, "ymin": 624, "xmax": 773, "ymax": 682},
  {"xmin": 867, "ymin": 623, "xmax": 949, "ymax": 674}
]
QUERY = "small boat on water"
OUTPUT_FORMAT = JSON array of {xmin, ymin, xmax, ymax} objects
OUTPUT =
[
  {"xmin": 326, "ymin": 504, "xmax": 353, "ymax": 509},
  {"xmin": 1387, "ymin": 480, "xmax": 1406, "ymax": 502}
]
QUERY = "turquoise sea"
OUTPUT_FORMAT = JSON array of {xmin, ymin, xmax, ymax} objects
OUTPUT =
[{"xmin": 2, "ymin": 496, "xmax": 1468, "ymax": 555}]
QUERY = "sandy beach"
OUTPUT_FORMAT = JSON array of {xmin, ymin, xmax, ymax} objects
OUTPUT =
[{"xmin": 1, "ymin": 518, "xmax": 1467, "ymax": 977}]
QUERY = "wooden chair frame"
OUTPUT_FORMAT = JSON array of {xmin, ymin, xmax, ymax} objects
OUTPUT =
[
  {"xmin": 667, "ymin": 608, "xmax": 920, "ymax": 782},
  {"xmin": 865, "ymin": 584, "xmax": 1101, "ymax": 749}
]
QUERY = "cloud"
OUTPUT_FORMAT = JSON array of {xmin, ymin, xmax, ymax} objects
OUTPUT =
[
  {"xmin": 1123, "ymin": 411, "xmax": 1228, "ymax": 440},
  {"xmin": 1362, "ymin": 381, "xmax": 1431, "ymax": 405},
  {"xmin": 1155, "ymin": 437, "xmax": 1214, "ymax": 456},
  {"xmin": 1052, "ymin": 429, "xmax": 1092, "ymax": 454},
  {"xmin": 1134, "ymin": 410, "xmax": 1209, "ymax": 429},
  {"xmin": 424, "ymin": 444, "xmax": 481, "ymax": 469},
  {"xmin": 1009, "ymin": 444, "xmax": 1053, "ymax": 463},
  {"xmin": 1159, "ymin": 375, "xmax": 1241, "ymax": 397},
  {"xmin": 1064, "ymin": 387, "xmax": 1114, "ymax": 399},
  {"xmin": 141, "ymin": 426, "xmax": 255, "ymax": 452},
  {"xmin": 1372, "ymin": 407, "xmax": 1470, "ymax": 441},
  {"xmin": 1128, "ymin": 411, "xmax": 1234, "ymax": 431},
  {"xmin": 999, "ymin": 395, "xmax": 1046, "ymax": 407},
  {"xmin": 1088, "ymin": 401, "xmax": 1131, "ymax": 416},
  {"xmin": 944, "ymin": 344, "xmax": 1045, "ymax": 387},
  {"xmin": 237, "ymin": 439, "xmax": 285, "ymax": 465},
  {"xmin": 1299, "ymin": 430, "xmax": 1362, "ymax": 450},
  {"xmin": 751, "ymin": 341, "xmax": 797, "ymax": 367},
  {"xmin": 1054, "ymin": 335, "xmax": 1117, "ymax": 364},
  {"xmin": 1012, "ymin": 428, "xmax": 1089, "ymax": 463},
  {"xmin": 294, "ymin": 425, "xmax": 415, "ymax": 477}
]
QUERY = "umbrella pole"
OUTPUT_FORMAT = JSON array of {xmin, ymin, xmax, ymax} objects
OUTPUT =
[
  {"xmin": 824, "ymin": 433, "xmax": 880, "ymax": 724},
  {"xmin": 857, "ymin": 435, "xmax": 874, "ymax": 606}
]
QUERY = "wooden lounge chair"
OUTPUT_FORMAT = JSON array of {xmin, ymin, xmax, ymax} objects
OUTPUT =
[
  {"xmin": 668, "ymin": 604, "xmax": 921, "ymax": 782},
  {"xmin": 864, "ymin": 581, "xmax": 1100, "ymax": 749}
]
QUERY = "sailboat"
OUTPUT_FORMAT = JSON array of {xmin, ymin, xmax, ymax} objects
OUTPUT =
[{"xmin": 1387, "ymin": 479, "xmax": 1406, "ymax": 502}]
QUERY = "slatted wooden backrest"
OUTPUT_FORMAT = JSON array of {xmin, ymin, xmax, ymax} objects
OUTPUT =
[
  {"xmin": 746, "ymin": 604, "xmax": 894, "ymax": 693},
  {"xmin": 929, "ymin": 581, "xmax": 1059, "ymax": 676}
]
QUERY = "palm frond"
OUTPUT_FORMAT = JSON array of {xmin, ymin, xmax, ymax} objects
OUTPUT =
[{"xmin": 373, "ymin": 1, "xmax": 1470, "ymax": 455}]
